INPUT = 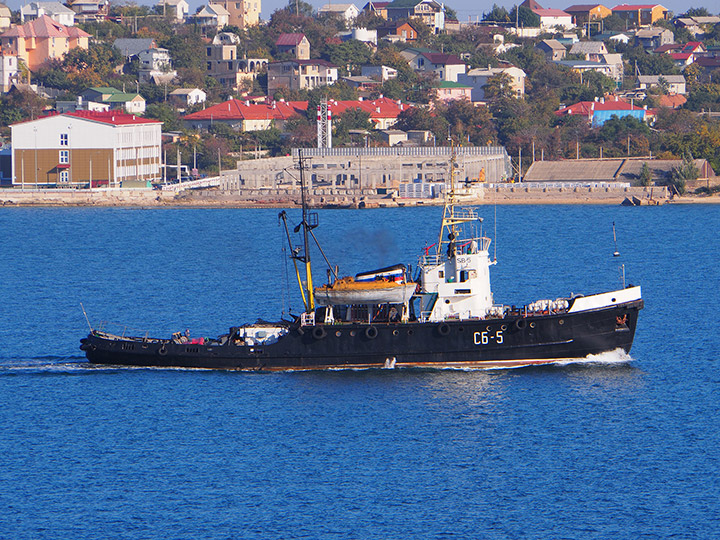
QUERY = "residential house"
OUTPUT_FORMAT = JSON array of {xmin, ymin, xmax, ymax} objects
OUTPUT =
[
  {"xmin": 193, "ymin": 4, "xmax": 230, "ymax": 30},
  {"xmin": 637, "ymin": 74, "xmax": 686, "ymax": 94},
  {"xmin": 611, "ymin": 3, "xmax": 669, "ymax": 27},
  {"xmin": 169, "ymin": 88, "xmax": 207, "ymax": 107},
  {"xmin": 667, "ymin": 41, "xmax": 705, "ymax": 67},
  {"xmin": 657, "ymin": 93, "xmax": 686, "ymax": 108},
  {"xmin": 80, "ymin": 87, "xmax": 146, "ymax": 114},
  {"xmin": 138, "ymin": 48, "xmax": 177, "ymax": 84},
  {"xmin": 554, "ymin": 59, "xmax": 616, "ymax": 80},
  {"xmin": 21, "ymin": 2, "xmax": 76, "ymax": 26},
  {"xmin": 379, "ymin": 129, "xmax": 407, "ymax": 146},
  {"xmin": 600, "ymin": 53, "xmax": 623, "ymax": 82},
  {"xmin": 386, "ymin": 0, "xmax": 445, "ymax": 33},
  {"xmin": 114, "ymin": 38, "xmax": 156, "ymax": 60},
  {"xmin": 183, "ymin": 98, "xmax": 307, "ymax": 131},
  {"xmin": 555, "ymin": 96, "xmax": 651, "ymax": 126},
  {"xmin": 673, "ymin": 16, "xmax": 720, "ymax": 38},
  {"xmin": 11, "ymin": 110, "xmax": 162, "ymax": 188},
  {"xmin": 66, "ymin": 0, "xmax": 109, "ymax": 23},
  {"xmin": 457, "ymin": 66, "xmax": 526, "ymax": 101},
  {"xmin": 267, "ymin": 59, "xmax": 338, "ymax": 94},
  {"xmin": 0, "ymin": 4, "xmax": 12, "ymax": 30},
  {"xmin": 536, "ymin": 39, "xmax": 567, "ymax": 61},
  {"xmin": 592, "ymin": 31, "xmax": 631, "ymax": 44},
  {"xmin": 1, "ymin": 15, "xmax": 90, "ymax": 71},
  {"xmin": 362, "ymin": 1, "xmax": 389, "ymax": 18},
  {"xmin": 635, "ymin": 27, "xmax": 673, "ymax": 49},
  {"xmin": 569, "ymin": 41, "xmax": 608, "ymax": 61},
  {"xmin": 0, "ymin": 51, "xmax": 19, "ymax": 91},
  {"xmin": 341, "ymin": 75, "xmax": 382, "ymax": 91},
  {"xmin": 206, "ymin": 32, "xmax": 267, "ymax": 90},
  {"xmin": 533, "ymin": 7, "xmax": 574, "ymax": 30},
  {"xmin": 156, "ymin": 0, "xmax": 189, "ymax": 22},
  {"xmin": 361, "ymin": 64, "xmax": 397, "ymax": 81},
  {"xmin": 275, "ymin": 33, "xmax": 310, "ymax": 60},
  {"xmin": 318, "ymin": 3, "xmax": 360, "ymax": 21},
  {"xmin": 408, "ymin": 51, "xmax": 465, "ymax": 82},
  {"xmin": 209, "ymin": 0, "xmax": 261, "ymax": 28},
  {"xmin": 328, "ymin": 96, "xmax": 412, "ymax": 129},
  {"xmin": 564, "ymin": 4, "xmax": 612, "ymax": 27},
  {"xmin": 377, "ymin": 20, "xmax": 423, "ymax": 41},
  {"xmin": 433, "ymin": 81, "xmax": 472, "ymax": 103}
]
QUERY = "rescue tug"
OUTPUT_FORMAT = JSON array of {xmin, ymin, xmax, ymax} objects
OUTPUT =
[{"xmin": 80, "ymin": 149, "xmax": 643, "ymax": 371}]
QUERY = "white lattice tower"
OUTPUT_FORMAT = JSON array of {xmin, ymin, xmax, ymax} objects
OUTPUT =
[{"xmin": 317, "ymin": 100, "xmax": 332, "ymax": 148}]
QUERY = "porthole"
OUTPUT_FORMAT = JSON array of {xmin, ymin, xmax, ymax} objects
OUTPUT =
[
  {"xmin": 392, "ymin": 330, "xmax": 399, "ymax": 336},
  {"xmin": 530, "ymin": 322, "xmax": 536, "ymax": 328},
  {"xmin": 501, "ymin": 324, "xmax": 507, "ymax": 331},
  {"xmin": 407, "ymin": 329, "xmax": 414, "ymax": 335},
  {"xmin": 335, "ymin": 331, "xmax": 342, "ymax": 337},
  {"xmin": 350, "ymin": 330, "xmax": 356, "ymax": 336},
  {"xmin": 559, "ymin": 319, "xmax": 565, "ymax": 325}
]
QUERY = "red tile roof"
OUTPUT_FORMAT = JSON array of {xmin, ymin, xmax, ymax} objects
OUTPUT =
[
  {"xmin": 15, "ymin": 110, "xmax": 161, "ymax": 126},
  {"xmin": 183, "ymin": 99, "xmax": 308, "ymax": 121},
  {"xmin": 611, "ymin": 4, "xmax": 663, "ymax": 10},
  {"xmin": 275, "ymin": 33, "xmax": 306, "ymax": 46},
  {"xmin": 658, "ymin": 94, "xmax": 686, "ymax": 108},
  {"xmin": 1, "ymin": 15, "xmax": 90, "ymax": 39},
  {"xmin": 183, "ymin": 97, "xmax": 413, "ymax": 124},
  {"xmin": 556, "ymin": 98, "xmax": 645, "ymax": 116},
  {"xmin": 65, "ymin": 110, "xmax": 160, "ymax": 125}
]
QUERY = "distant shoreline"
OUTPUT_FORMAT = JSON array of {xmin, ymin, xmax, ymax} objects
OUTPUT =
[{"xmin": 1, "ymin": 187, "xmax": 717, "ymax": 207}]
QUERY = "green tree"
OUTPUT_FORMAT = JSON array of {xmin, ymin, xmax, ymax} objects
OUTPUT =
[
  {"xmin": 482, "ymin": 4, "xmax": 510, "ymax": 23},
  {"xmin": 669, "ymin": 153, "xmax": 699, "ymax": 195},
  {"xmin": 508, "ymin": 6, "xmax": 541, "ymax": 27},
  {"xmin": 145, "ymin": 103, "xmax": 182, "ymax": 131},
  {"xmin": 333, "ymin": 107, "xmax": 373, "ymax": 143},
  {"xmin": 483, "ymin": 72, "xmax": 515, "ymax": 100},
  {"xmin": 639, "ymin": 162, "xmax": 652, "ymax": 186}
]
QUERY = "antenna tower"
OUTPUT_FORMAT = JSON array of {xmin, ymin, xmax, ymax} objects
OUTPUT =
[{"xmin": 317, "ymin": 99, "xmax": 332, "ymax": 149}]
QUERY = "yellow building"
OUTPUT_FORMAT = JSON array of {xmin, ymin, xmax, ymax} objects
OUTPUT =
[
  {"xmin": 0, "ymin": 15, "xmax": 89, "ymax": 71},
  {"xmin": 611, "ymin": 4, "xmax": 669, "ymax": 26},
  {"xmin": 209, "ymin": 0, "xmax": 260, "ymax": 28},
  {"xmin": 564, "ymin": 4, "xmax": 612, "ymax": 26}
]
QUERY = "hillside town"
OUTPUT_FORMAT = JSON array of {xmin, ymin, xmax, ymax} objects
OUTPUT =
[{"xmin": 1, "ymin": 0, "xmax": 720, "ymax": 203}]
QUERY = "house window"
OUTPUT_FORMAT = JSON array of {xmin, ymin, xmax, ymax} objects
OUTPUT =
[
  {"xmin": 59, "ymin": 170, "xmax": 69, "ymax": 183},
  {"xmin": 59, "ymin": 150, "xmax": 69, "ymax": 164},
  {"xmin": 236, "ymin": 2, "xmax": 241, "ymax": 8},
  {"xmin": 60, "ymin": 133, "xmax": 68, "ymax": 146},
  {"xmin": 207, "ymin": 47, "xmax": 212, "ymax": 56},
  {"xmin": 207, "ymin": 61, "xmax": 212, "ymax": 71}
]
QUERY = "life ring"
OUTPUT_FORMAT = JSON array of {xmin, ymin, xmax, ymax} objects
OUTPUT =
[
  {"xmin": 312, "ymin": 326, "xmax": 327, "ymax": 340},
  {"xmin": 365, "ymin": 326, "xmax": 378, "ymax": 339},
  {"xmin": 158, "ymin": 345, "xmax": 168, "ymax": 356},
  {"xmin": 438, "ymin": 323, "xmax": 451, "ymax": 336},
  {"xmin": 515, "ymin": 318, "xmax": 527, "ymax": 330}
]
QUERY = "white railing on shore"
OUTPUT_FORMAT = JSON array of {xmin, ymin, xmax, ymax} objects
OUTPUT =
[
  {"xmin": 161, "ymin": 176, "xmax": 222, "ymax": 192},
  {"xmin": 488, "ymin": 182, "xmax": 631, "ymax": 189},
  {"xmin": 292, "ymin": 146, "xmax": 508, "ymax": 158}
]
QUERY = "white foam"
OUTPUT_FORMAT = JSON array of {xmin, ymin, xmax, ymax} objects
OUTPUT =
[{"xmin": 554, "ymin": 348, "xmax": 634, "ymax": 367}]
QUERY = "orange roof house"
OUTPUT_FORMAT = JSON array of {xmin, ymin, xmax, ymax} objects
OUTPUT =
[{"xmin": 0, "ymin": 15, "xmax": 89, "ymax": 70}]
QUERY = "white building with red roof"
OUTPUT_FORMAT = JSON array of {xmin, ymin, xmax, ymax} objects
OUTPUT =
[
  {"xmin": 555, "ymin": 96, "xmax": 653, "ymax": 127},
  {"xmin": 326, "ymin": 96, "xmax": 412, "ymax": 129},
  {"xmin": 183, "ymin": 98, "xmax": 308, "ymax": 131},
  {"xmin": 11, "ymin": 111, "xmax": 162, "ymax": 188},
  {"xmin": 0, "ymin": 14, "xmax": 89, "ymax": 70}
]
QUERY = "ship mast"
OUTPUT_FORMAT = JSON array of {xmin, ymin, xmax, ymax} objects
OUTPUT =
[
  {"xmin": 298, "ymin": 150, "xmax": 315, "ymax": 312},
  {"xmin": 438, "ymin": 140, "xmax": 460, "ymax": 257}
]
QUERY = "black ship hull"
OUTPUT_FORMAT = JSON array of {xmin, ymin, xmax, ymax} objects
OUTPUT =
[{"xmin": 80, "ymin": 300, "xmax": 642, "ymax": 371}]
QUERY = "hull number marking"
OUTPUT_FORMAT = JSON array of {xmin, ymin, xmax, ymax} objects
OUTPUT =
[{"xmin": 474, "ymin": 330, "xmax": 503, "ymax": 345}]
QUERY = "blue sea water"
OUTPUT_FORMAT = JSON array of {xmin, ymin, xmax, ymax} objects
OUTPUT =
[{"xmin": 0, "ymin": 204, "xmax": 719, "ymax": 539}]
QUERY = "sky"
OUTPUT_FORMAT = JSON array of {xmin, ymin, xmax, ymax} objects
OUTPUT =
[{"xmin": 1, "ymin": 0, "xmax": 713, "ymax": 23}]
